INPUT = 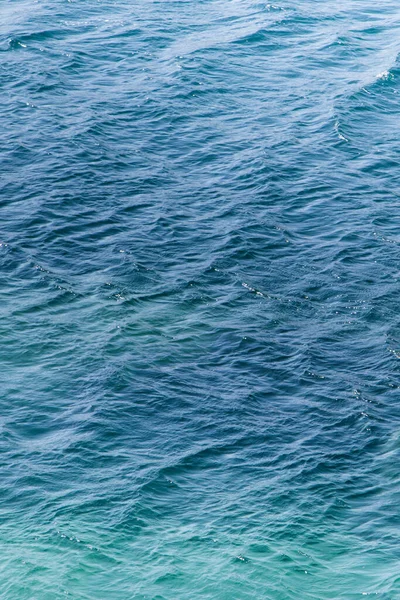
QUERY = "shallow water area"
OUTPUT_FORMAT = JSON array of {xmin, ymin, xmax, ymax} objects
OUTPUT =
[{"xmin": 2, "ymin": 0, "xmax": 400, "ymax": 598}]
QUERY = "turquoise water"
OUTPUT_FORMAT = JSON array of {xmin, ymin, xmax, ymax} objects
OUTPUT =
[{"xmin": 2, "ymin": 0, "xmax": 400, "ymax": 597}]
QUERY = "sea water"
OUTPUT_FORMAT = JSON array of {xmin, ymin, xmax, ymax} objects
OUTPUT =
[{"xmin": 1, "ymin": 0, "xmax": 400, "ymax": 598}]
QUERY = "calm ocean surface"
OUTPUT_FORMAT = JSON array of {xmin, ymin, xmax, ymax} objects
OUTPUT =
[{"xmin": 2, "ymin": 0, "xmax": 400, "ymax": 598}]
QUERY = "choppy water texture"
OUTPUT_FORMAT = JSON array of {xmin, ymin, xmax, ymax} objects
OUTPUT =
[{"xmin": 2, "ymin": 0, "xmax": 400, "ymax": 598}]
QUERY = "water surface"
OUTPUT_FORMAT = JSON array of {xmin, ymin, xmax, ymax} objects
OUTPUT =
[{"xmin": 2, "ymin": 0, "xmax": 400, "ymax": 598}]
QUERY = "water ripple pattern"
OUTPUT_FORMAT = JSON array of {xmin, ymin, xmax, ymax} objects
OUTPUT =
[{"xmin": 1, "ymin": 0, "xmax": 400, "ymax": 598}]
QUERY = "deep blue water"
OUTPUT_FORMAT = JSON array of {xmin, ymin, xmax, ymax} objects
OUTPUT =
[{"xmin": 2, "ymin": 1, "xmax": 400, "ymax": 598}]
